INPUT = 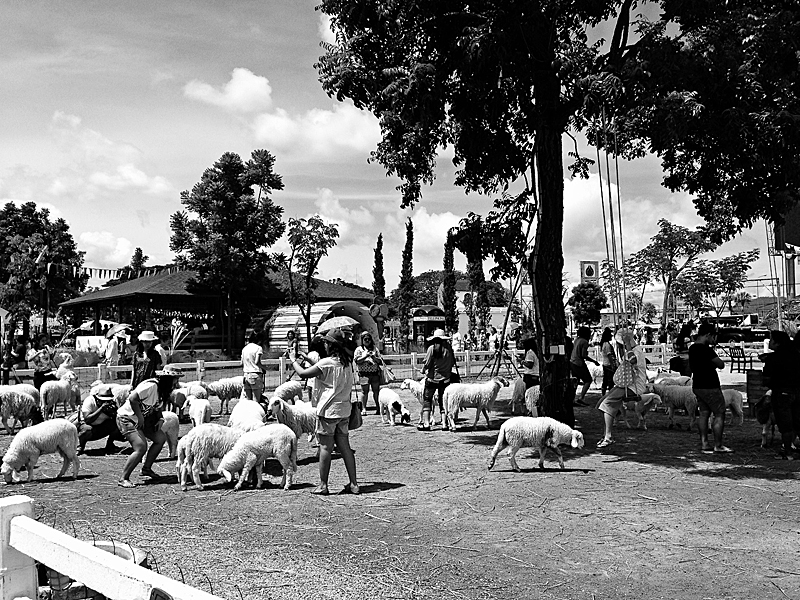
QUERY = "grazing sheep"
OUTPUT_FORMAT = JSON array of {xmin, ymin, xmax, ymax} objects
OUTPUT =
[
  {"xmin": 268, "ymin": 397, "xmax": 316, "ymax": 439},
  {"xmin": 186, "ymin": 395, "xmax": 213, "ymax": 428},
  {"xmin": 176, "ymin": 423, "xmax": 243, "ymax": 491},
  {"xmin": 179, "ymin": 381, "xmax": 209, "ymax": 400},
  {"xmin": 8, "ymin": 384, "xmax": 39, "ymax": 405},
  {"xmin": 654, "ymin": 375, "xmax": 692, "ymax": 387},
  {"xmin": 400, "ymin": 378, "xmax": 426, "ymax": 425},
  {"xmin": 488, "ymin": 416, "xmax": 585, "ymax": 471},
  {"xmin": 377, "ymin": 388, "xmax": 411, "ymax": 426},
  {"xmin": 721, "ymin": 389, "xmax": 745, "ymax": 426},
  {"xmin": 161, "ymin": 411, "xmax": 179, "ymax": 458},
  {"xmin": 617, "ymin": 393, "xmax": 662, "ymax": 430},
  {"xmin": 1, "ymin": 419, "xmax": 80, "ymax": 483},
  {"xmin": 202, "ymin": 376, "xmax": 244, "ymax": 415},
  {"xmin": 217, "ymin": 423, "xmax": 297, "ymax": 491},
  {"xmin": 524, "ymin": 386, "xmax": 540, "ymax": 417},
  {"xmin": 0, "ymin": 388, "xmax": 44, "ymax": 435},
  {"xmin": 443, "ymin": 376, "xmax": 509, "ymax": 431},
  {"xmin": 227, "ymin": 399, "xmax": 266, "ymax": 432},
  {"xmin": 271, "ymin": 381, "xmax": 304, "ymax": 405},
  {"xmin": 647, "ymin": 383, "xmax": 698, "ymax": 430},
  {"xmin": 41, "ymin": 372, "xmax": 80, "ymax": 419}
]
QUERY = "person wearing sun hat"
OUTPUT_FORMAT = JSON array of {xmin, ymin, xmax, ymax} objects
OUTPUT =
[
  {"xmin": 288, "ymin": 328, "xmax": 360, "ymax": 496},
  {"xmin": 129, "ymin": 330, "xmax": 162, "ymax": 389},
  {"xmin": 76, "ymin": 386, "xmax": 122, "ymax": 455},
  {"xmin": 116, "ymin": 364, "xmax": 183, "ymax": 487},
  {"xmin": 420, "ymin": 328, "xmax": 456, "ymax": 431}
]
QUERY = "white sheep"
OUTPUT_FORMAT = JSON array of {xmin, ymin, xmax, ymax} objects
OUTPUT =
[
  {"xmin": 268, "ymin": 397, "xmax": 316, "ymax": 439},
  {"xmin": 227, "ymin": 399, "xmax": 267, "ymax": 432},
  {"xmin": 0, "ymin": 388, "xmax": 44, "ymax": 435},
  {"xmin": 1, "ymin": 418, "xmax": 80, "ymax": 483},
  {"xmin": 487, "ymin": 416, "xmax": 585, "ymax": 471},
  {"xmin": 720, "ymin": 389, "xmax": 745, "ymax": 426},
  {"xmin": 443, "ymin": 376, "xmax": 509, "ymax": 431},
  {"xmin": 270, "ymin": 380, "xmax": 304, "ymax": 404},
  {"xmin": 176, "ymin": 423, "xmax": 243, "ymax": 491},
  {"xmin": 202, "ymin": 376, "xmax": 244, "ymax": 415},
  {"xmin": 186, "ymin": 395, "xmax": 212, "ymax": 428},
  {"xmin": 377, "ymin": 388, "xmax": 411, "ymax": 426},
  {"xmin": 654, "ymin": 375, "xmax": 692, "ymax": 387},
  {"xmin": 41, "ymin": 372, "xmax": 80, "ymax": 419},
  {"xmin": 179, "ymin": 381, "xmax": 209, "ymax": 399},
  {"xmin": 510, "ymin": 378, "xmax": 526, "ymax": 415},
  {"xmin": 161, "ymin": 411, "xmax": 179, "ymax": 459},
  {"xmin": 8, "ymin": 384, "xmax": 39, "ymax": 405},
  {"xmin": 54, "ymin": 353, "xmax": 75, "ymax": 379},
  {"xmin": 524, "ymin": 386, "xmax": 540, "ymax": 417},
  {"xmin": 647, "ymin": 383, "xmax": 698, "ymax": 430},
  {"xmin": 217, "ymin": 423, "xmax": 297, "ymax": 491},
  {"xmin": 400, "ymin": 378, "xmax": 427, "ymax": 425},
  {"xmin": 616, "ymin": 393, "xmax": 662, "ymax": 430}
]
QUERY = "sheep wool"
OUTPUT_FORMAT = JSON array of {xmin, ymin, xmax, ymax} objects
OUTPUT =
[
  {"xmin": 161, "ymin": 411, "xmax": 179, "ymax": 458},
  {"xmin": 217, "ymin": 423, "xmax": 297, "ymax": 491},
  {"xmin": 654, "ymin": 375, "xmax": 692, "ymax": 387},
  {"xmin": 488, "ymin": 416, "xmax": 584, "ymax": 471},
  {"xmin": 1, "ymin": 418, "xmax": 80, "ymax": 483},
  {"xmin": 9, "ymin": 384, "xmax": 39, "ymax": 405},
  {"xmin": 400, "ymin": 378, "xmax": 426, "ymax": 425},
  {"xmin": 272, "ymin": 380, "xmax": 304, "ymax": 404},
  {"xmin": 186, "ymin": 395, "xmax": 213, "ymax": 428},
  {"xmin": 721, "ymin": 389, "xmax": 745, "ymax": 426},
  {"xmin": 0, "ymin": 388, "xmax": 43, "ymax": 435},
  {"xmin": 202, "ymin": 376, "xmax": 244, "ymax": 414},
  {"xmin": 41, "ymin": 372, "xmax": 80, "ymax": 419},
  {"xmin": 377, "ymin": 388, "xmax": 411, "ymax": 426},
  {"xmin": 443, "ymin": 377, "xmax": 509, "ymax": 431},
  {"xmin": 510, "ymin": 378, "xmax": 526, "ymax": 415},
  {"xmin": 179, "ymin": 381, "xmax": 209, "ymax": 400},
  {"xmin": 176, "ymin": 423, "xmax": 243, "ymax": 491},
  {"xmin": 268, "ymin": 397, "xmax": 316, "ymax": 439},
  {"xmin": 524, "ymin": 386, "xmax": 540, "ymax": 418},
  {"xmin": 227, "ymin": 399, "xmax": 266, "ymax": 432},
  {"xmin": 648, "ymin": 383, "xmax": 698, "ymax": 430},
  {"xmin": 617, "ymin": 393, "xmax": 662, "ymax": 430}
]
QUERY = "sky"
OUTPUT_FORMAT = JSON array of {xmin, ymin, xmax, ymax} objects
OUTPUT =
[{"xmin": 0, "ymin": 1, "xmax": 777, "ymax": 303}]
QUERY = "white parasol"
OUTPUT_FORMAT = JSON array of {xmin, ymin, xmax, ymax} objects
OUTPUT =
[
  {"xmin": 105, "ymin": 323, "xmax": 132, "ymax": 339},
  {"xmin": 316, "ymin": 316, "xmax": 359, "ymax": 333}
]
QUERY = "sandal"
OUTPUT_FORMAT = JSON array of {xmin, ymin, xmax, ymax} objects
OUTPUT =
[
  {"xmin": 117, "ymin": 479, "xmax": 137, "ymax": 488},
  {"xmin": 311, "ymin": 486, "xmax": 329, "ymax": 496},
  {"xmin": 417, "ymin": 424, "xmax": 431, "ymax": 432},
  {"xmin": 340, "ymin": 483, "xmax": 360, "ymax": 495},
  {"xmin": 140, "ymin": 469, "xmax": 162, "ymax": 479},
  {"xmin": 596, "ymin": 439, "xmax": 614, "ymax": 448}
]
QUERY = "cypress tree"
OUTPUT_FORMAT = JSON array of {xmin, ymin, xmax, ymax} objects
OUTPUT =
[
  {"xmin": 397, "ymin": 219, "xmax": 415, "ymax": 352},
  {"xmin": 372, "ymin": 233, "xmax": 386, "ymax": 302},
  {"xmin": 442, "ymin": 231, "xmax": 458, "ymax": 332}
]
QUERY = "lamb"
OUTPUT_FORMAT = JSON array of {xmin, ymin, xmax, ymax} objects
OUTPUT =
[
  {"xmin": 201, "ymin": 376, "xmax": 244, "ymax": 415},
  {"xmin": 400, "ymin": 378, "xmax": 426, "ymax": 425},
  {"xmin": 647, "ymin": 383, "xmax": 698, "ymax": 430},
  {"xmin": 227, "ymin": 399, "xmax": 267, "ymax": 432},
  {"xmin": 443, "ymin": 376, "xmax": 509, "ymax": 431},
  {"xmin": 179, "ymin": 381, "xmax": 209, "ymax": 400},
  {"xmin": 270, "ymin": 380, "xmax": 304, "ymax": 404},
  {"xmin": 268, "ymin": 397, "xmax": 316, "ymax": 438},
  {"xmin": 0, "ymin": 388, "xmax": 44, "ymax": 435},
  {"xmin": 524, "ymin": 386, "xmax": 540, "ymax": 417},
  {"xmin": 41, "ymin": 372, "xmax": 80, "ymax": 419},
  {"xmin": 487, "ymin": 416, "xmax": 585, "ymax": 471},
  {"xmin": 1, "ymin": 418, "xmax": 80, "ymax": 483},
  {"xmin": 377, "ymin": 388, "xmax": 411, "ymax": 426},
  {"xmin": 217, "ymin": 423, "xmax": 297, "ymax": 491},
  {"xmin": 54, "ymin": 353, "xmax": 75, "ymax": 379},
  {"xmin": 654, "ymin": 375, "xmax": 692, "ymax": 387},
  {"xmin": 176, "ymin": 423, "xmax": 243, "ymax": 490},
  {"xmin": 616, "ymin": 393, "xmax": 662, "ymax": 430},
  {"xmin": 721, "ymin": 389, "xmax": 745, "ymax": 426},
  {"xmin": 186, "ymin": 395, "xmax": 213, "ymax": 428},
  {"xmin": 161, "ymin": 411, "xmax": 179, "ymax": 459},
  {"xmin": 8, "ymin": 384, "xmax": 39, "ymax": 405}
]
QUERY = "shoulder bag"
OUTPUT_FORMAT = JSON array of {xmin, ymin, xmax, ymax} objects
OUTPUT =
[
  {"xmin": 348, "ymin": 385, "xmax": 363, "ymax": 430},
  {"xmin": 612, "ymin": 349, "xmax": 636, "ymax": 389}
]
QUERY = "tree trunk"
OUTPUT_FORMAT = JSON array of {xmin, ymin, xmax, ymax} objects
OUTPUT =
[
  {"xmin": 532, "ymin": 70, "xmax": 574, "ymax": 427},
  {"xmin": 227, "ymin": 289, "xmax": 234, "ymax": 358}
]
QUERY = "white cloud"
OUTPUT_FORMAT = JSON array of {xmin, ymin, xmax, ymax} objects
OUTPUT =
[
  {"xmin": 318, "ymin": 14, "xmax": 336, "ymax": 44},
  {"xmin": 184, "ymin": 68, "xmax": 273, "ymax": 113},
  {"xmin": 88, "ymin": 164, "xmax": 170, "ymax": 194},
  {"xmin": 78, "ymin": 231, "xmax": 133, "ymax": 268}
]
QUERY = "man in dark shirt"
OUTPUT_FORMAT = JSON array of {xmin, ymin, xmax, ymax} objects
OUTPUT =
[
  {"xmin": 762, "ymin": 330, "xmax": 800, "ymax": 460},
  {"xmin": 689, "ymin": 322, "xmax": 732, "ymax": 454}
]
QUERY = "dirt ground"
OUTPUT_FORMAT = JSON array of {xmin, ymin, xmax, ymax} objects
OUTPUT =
[{"xmin": 2, "ymin": 376, "xmax": 799, "ymax": 600}]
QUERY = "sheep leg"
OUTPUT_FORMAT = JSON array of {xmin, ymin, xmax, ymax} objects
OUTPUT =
[
  {"xmin": 482, "ymin": 407, "xmax": 491, "ymax": 430},
  {"xmin": 235, "ymin": 455, "xmax": 259, "ymax": 490},
  {"xmin": 254, "ymin": 463, "xmax": 265, "ymax": 488},
  {"xmin": 471, "ymin": 409, "xmax": 480, "ymax": 431},
  {"xmin": 549, "ymin": 444, "xmax": 565, "ymax": 470},
  {"xmin": 25, "ymin": 457, "xmax": 38, "ymax": 482},
  {"xmin": 508, "ymin": 445, "xmax": 521, "ymax": 472},
  {"xmin": 2, "ymin": 417, "xmax": 13, "ymax": 436},
  {"xmin": 277, "ymin": 455, "xmax": 294, "ymax": 490},
  {"xmin": 56, "ymin": 450, "xmax": 71, "ymax": 478},
  {"xmin": 191, "ymin": 458, "xmax": 205, "ymax": 491},
  {"xmin": 537, "ymin": 443, "xmax": 548, "ymax": 470}
]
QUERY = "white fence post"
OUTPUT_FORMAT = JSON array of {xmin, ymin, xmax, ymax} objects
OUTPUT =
[
  {"xmin": 410, "ymin": 353, "xmax": 417, "ymax": 379},
  {"xmin": 196, "ymin": 359, "xmax": 205, "ymax": 382},
  {"xmin": 0, "ymin": 495, "xmax": 37, "ymax": 600},
  {"xmin": 98, "ymin": 363, "xmax": 107, "ymax": 383},
  {"xmin": 279, "ymin": 356, "xmax": 287, "ymax": 384}
]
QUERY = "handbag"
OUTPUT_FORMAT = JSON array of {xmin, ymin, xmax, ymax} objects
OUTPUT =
[
  {"xmin": 348, "ymin": 385, "xmax": 363, "ymax": 430},
  {"xmin": 612, "ymin": 350, "xmax": 636, "ymax": 389}
]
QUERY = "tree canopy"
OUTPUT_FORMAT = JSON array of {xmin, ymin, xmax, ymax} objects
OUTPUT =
[{"xmin": 568, "ymin": 282, "xmax": 608, "ymax": 324}]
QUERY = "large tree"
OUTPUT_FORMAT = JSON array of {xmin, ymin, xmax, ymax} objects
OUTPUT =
[
  {"xmin": 105, "ymin": 247, "xmax": 149, "ymax": 287},
  {"xmin": 567, "ymin": 282, "xmax": 608, "ymax": 325},
  {"xmin": 0, "ymin": 202, "xmax": 87, "ymax": 336},
  {"xmin": 170, "ymin": 150, "xmax": 285, "ymax": 354},
  {"xmin": 316, "ymin": 0, "xmax": 800, "ymax": 425}
]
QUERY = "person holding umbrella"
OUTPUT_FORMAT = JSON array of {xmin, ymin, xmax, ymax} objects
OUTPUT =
[{"xmin": 104, "ymin": 324, "xmax": 130, "ymax": 366}]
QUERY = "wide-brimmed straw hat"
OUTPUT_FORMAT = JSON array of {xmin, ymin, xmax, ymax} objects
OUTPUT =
[
  {"xmin": 427, "ymin": 328, "xmax": 450, "ymax": 342},
  {"xmin": 155, "ymin": 365, "xmax": 184, "ymax": 378},
  {"xmin": 137, "ymin": 330, "xmax": 158, "ymax": 342}
]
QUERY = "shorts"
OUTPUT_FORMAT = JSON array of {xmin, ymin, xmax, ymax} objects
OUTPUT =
[
  {"xmin": 522, "ymin": 374, "xmax": 540, "ymax": 389},
  {"xmin": 242, "ymin": 372, "xmax": 264, "ymax": 398},
  {"xmin": 597, "ymin": 387, "xmax": 640, "ymax": 416},
  {"xmin": 316, "ymin": 415, "xmax": 350, "ymax": 437},
  {"xmin": 693, "ymin": 388, "xmax": 726, "ymax": 415},
  {"xmin": 570, "ymin": 361, "xmax": 592, "ymax": 385},
  {"xmin": 116, "ymin": 414, "xmax": 139, "ymax": 436}
]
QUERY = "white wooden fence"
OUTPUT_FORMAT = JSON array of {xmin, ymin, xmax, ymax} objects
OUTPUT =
[{"xmin": 0, "ymin": 495, "xmax": 223, "ymax": 600}]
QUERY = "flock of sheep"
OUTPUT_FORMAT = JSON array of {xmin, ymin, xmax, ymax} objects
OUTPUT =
[{"xmin": 0, "ymin": 356, "xmax": 758, "ymax": 487}]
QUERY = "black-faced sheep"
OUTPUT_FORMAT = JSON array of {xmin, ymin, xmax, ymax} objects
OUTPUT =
[
  {"xmin": 217, "ymin": 423, "xmax": 297, "ymax": 490},
  {"xmin": 0, "ymin": 387, "xmax": 44, "ymax": 435},
  {"xmin": 1, "ymin": 418, "xmax": 80, "ymax": 483},
  {"xmin": 176, "ymin": 423, "xmax": 243, "ymax": 491},
  {"xmin": 487, "ymin": 416, "xmax": 584, "ymax": 471},
  {"xmin": 41, "ymin": 372, "xmax": 80, "ymax": 419},
  {"xmin": 377, "ymin": 388, "xmax": 411, "ymax": 426},
  {"xmin": 443, "ymin": 376, "xmax": 509, "ymax": 431}
]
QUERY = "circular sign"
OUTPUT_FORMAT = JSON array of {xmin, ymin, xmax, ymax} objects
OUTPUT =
[{"xmin": 369, "ymin": 304, "xmax": 381, "ymax": 318}]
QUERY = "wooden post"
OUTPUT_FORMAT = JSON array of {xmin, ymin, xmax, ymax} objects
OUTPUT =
[
  {"xmin": 0, "ymin": 495, "xmax": 37, "ymax": 600},
  {"xmin": 279, "ymin": 356, "xmax": 286, "ymax": 385},
  {"xmin": 98, "ymin": 363, "xmax": 108, "ymax": 383},
  {"xmin": 465, "ymin": 350, "xmax": 472, "ymax": 377},
  {"xmin": 410, "ymin": 353, "xmax": 417, "ymax": 379},
  {"xmin": 196, "ymin": 359, "xmax": 205, "ymax": 382}
]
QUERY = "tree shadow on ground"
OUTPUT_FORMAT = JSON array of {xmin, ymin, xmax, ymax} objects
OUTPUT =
[
  {"xmin": 23, "ymin": 473, "xmax": 99, "ymax": 484},
  {"xmin": 359, "ymin": 481, "xmax": 404, "ymax": 494}
]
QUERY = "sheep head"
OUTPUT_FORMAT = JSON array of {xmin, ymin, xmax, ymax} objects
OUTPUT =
[
  {"xmin": 268, "ymin": 397, "xmax": 285, "ymax": 421},
  {"xmin": 171, "ymin": 389, "xmax": 187, "ymax": 409},
  {"xmin": 571, "ymin": 430, "xmax": 585, "ymax": 449},
  {"xmin": 493, "ymin": 376, "xmax": 509, "ymax": 387},
  {"xmin": 400, "ymin": 379, "xmax": 412, "ymax": 390},
  {"xmin": 2, "ymin": 462, "xmax": 15, "ymax": 484}
]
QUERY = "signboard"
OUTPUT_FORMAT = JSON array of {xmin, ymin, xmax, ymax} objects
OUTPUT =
[
  {"xmin": 580, "ymin": 261, "xmax": 599, "ymax": 284},
  {"xmin": 411, "ymin": 315, "xmax": 446, "ymax": 322}
]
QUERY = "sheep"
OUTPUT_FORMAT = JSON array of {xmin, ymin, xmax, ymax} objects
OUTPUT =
[
  {"xmin": 443, "ymin": 376, "xmax": 509, "ymax": 432},
  {"xmin": 616, "ymin": 393, "xmax": 662, "ymax": 430},
  {"xmin": 217, "ymin": 423, "xmax": 297, "ymax": 491},
  {"xmin": 721, "ymin": 389, "xmax": 745, "ymax": 426},
  {"xmin": 1, "ymin": 418, "xmax": 80, "ymax": 483},
  {"xmin": 0, "ymin": 388, "xmax": 44, "ymax": 435},
  {"xmin": 524, "ymin": 386, "xmax": 540, "ymax": 417},
  {"xmin": 54, "ymin": 353, "xmax": 75, "ymax": 379},
  {"xmin": 510, "ymin": 378, "xmax": 526, "ymax": 415},
  {"xmin": 400, "ymin": 378, "xmax": 426, "ymax": 425},
  {"xmin": 186, "ymin": 395, "xmax": 213, "ymax": 428},
  {"xmin": 161, "ymin": 411, "xmax": 179, "ymax": 459},
  {"xmin": 201, "ymin": 376, "xmax": 244, "ymax": 415},
  {"xmin": 227, "ymin": 399, "xmax": 267, "ymax": 432},
  {"xmin": 647, "ymin": 383, "xmax": 698, "ymax": 431},
  {"xmin": 377, "ymin": 388, "xmax": 411, "ymax": 426},
  {"xmin": 587, "ymin": 363, "xmax": 604, "ymax": 386},
  {"xmin": 268, "ymin": 397, "xmax": 316, "ymax": 439},
  {"xmin": 41, "ymin": 372, "xmax": 80, "ymax": 419},
  {"xmin": 8, "ymin": 384, "xmax": 39, "ymax": 405},
  {"xmin": 176, "ymin": 423, "xmax": 243, "ymax": 491},
  {"xmin": 179, "ymin": 381, "xmax": 209, "ymax": 400},
  {"xmin": 487, "ymin": 416, "xmax": 585, "ymax": 471},
  {"xmin": 654, "ymin": 375, "xmax": 692, "ymax": 387},
  {"xmin": 270, "ymin": 380, "xmax": 304, "ymax": 405}
]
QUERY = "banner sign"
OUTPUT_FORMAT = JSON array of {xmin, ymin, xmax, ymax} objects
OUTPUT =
[{"xmin": 580, "ymin": 261, "xmax": 599, "ymax": 284}]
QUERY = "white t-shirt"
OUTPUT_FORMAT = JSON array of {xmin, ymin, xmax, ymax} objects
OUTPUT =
[
  {"xmin": 155, "ymin": 343, "xmax": 168, "ymax": 367},
  {"xmin": 117, "ymin": 379, "xmax": 160, "ymax": 418},
  {"xmin": 313, "ymin": 357, "xmax": 354, "ymax": 419},
  {"xmin": 105, "ymin": 338, "xmax": 120, "ymax": 365},
  {"xmin": 241, "ymin": 342, "xmax": 263, "ymax": 374}
]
